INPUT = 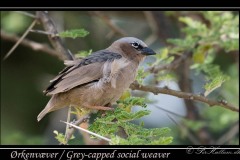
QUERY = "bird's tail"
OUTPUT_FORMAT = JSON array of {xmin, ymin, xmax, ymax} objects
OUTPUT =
[
  {"xmin": 37, "ymin": 106, "xmax": 51, "ymax": 122},
  {"xmin": 37, "ymin": 96, "xmax": 58, "ymax": 122}
]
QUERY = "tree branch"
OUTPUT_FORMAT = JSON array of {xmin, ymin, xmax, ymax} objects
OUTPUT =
[
  {"xmin": 3, "ymin": 19, "xmax": 37, "ymax": 60},
  {"xmin": 178, "ymin": 53, "xmax": 201, "ymax": 120},
  {"xmin": 130, "ymin": 82, "xmax": 239, "ymax": 112},
  {"xmin": 177, "ymin": 53, "xmax": 213, "ymax": 144},
  {"xmin": 167, "ymin": 114, "xmax": 200, "ymax": 145},
  {"xmin": 1, "ymin": 30, "xmax": 62, "ymax": 60},
  {"xmin": 62, "ymin": 120, "xmax": 111, "ymax": 143},
  {"xmin": 63, "ymin": 114, "xmax": 90, "ymax": 144},
  {"xmin": 90, "ymin": 11, "xmax": 127, "ymax": 37},
  {"xmin": 36, "ymin": 11, "xmax": 74, "ymax": 60},
  {"xmin": 14, "ymin": 11, "xmax": 36, "ymax": 18},
  {"xmin": 216, "ymin": 120, "xmax": 239, "ymax": 145}
]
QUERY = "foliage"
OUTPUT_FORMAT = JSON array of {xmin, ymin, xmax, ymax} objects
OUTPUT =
[
  {"xmin": 88, "ymin": 97, "xmax": 173, "ymax": 145},
  {"xmin": 53, "ymin": 97, "xmax": 173, "ymax": 145},
  {"xmin": 58, "ymin": 29, "xmax": 89, "ymax": 39},
  {"xmin": 136, "ymin": 66, "xmax": 149, "ymax": 84},
  {"xmin": 53, "ymin": 130, "xmax": 75, "ymax": 145},
  {"xmin": 163, "ymin": 11, "xmax": 239, "ymax": 145},
  {"xmin": 75, "ymin": 49, "xmax": 92, "ymax": 58},
  {"xmin": 165, "ymin": 11, "xmax": 238, "ymax": 96}
]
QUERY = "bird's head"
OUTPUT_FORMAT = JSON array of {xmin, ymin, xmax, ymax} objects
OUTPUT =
[{"xmin": 108, "ymin": 37, "xmax": 156, "ymax": 61}]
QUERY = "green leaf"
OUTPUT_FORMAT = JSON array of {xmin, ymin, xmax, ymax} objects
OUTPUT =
[
  {"xmin": 53, "ymin": 130, "xmax": 75, "ymax": 145},
  {"xmin": 179, "ymin": 17, "xmax": 206, "ymax": 29},
  {"xmin": 75, "ymin": 49, "xmax": 92, "ymax": 58},
  {"xmin": 119, "ymin": 90, "xmax": 131, "ymax": 101},
  {"xmin": 194, "ymin": 64, "xmax": 230, "ymax": 96},
  {"xmin": 136, "ymin": 66, "xmax": 149, "ymax": 84},
  {"xmin": 179, "ymin": 17, "xmax": 207, "ymax": 37},
  {"xmin": 89, "ymin": 97, "xmax": 173, "ymax": 145},
  {"xmin": 156, "ymin": 73, "xmax": 177, "ymax": 82},
  {"xmin": 204, "ymin": 74, "xmax": 229, "ymax": 96},
  {"xmin": 193, "ymin": 44, "xmax": 212, "ymax": 64},
  {"xmin": 58, "ymin": 29, "xmax": 89, "ymax": 39},
  {"xmin": 53, "ymin": 130, "xmax": 66, "ymax": 144}
]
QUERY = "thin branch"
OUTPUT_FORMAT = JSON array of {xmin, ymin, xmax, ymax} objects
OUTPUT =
[
  {"xmin": 1, "ymin": 30, "xmax": 63, "ymax": 60},
  {"xmin": 30, "ymin": 29, "xmax": 55, "ymax": 36},
  {"xmin": 167, "ymin": 114, "xmax": 200, "ymax": 145},
  {"xmin": 144, "ymin": 34, "xmax": 158, "ymax": 47},
  {"xmin": 149, "ymin": 11, "xmax": 177, "ymax": 45},
  {"xmin": 143, "ymin": 11, "xmax": 159, "ymax": 46},
  {"xmin": 90, "ymin": 11, "xmax": 127, "ymax": 37},
  {"xmin": 14, "ymin": 11, "xmax": 36, "ymax": 18},
  {"xmin": 130, "ymin": 82, "xmax": 239, "ymax": 112},
  {"xmin": 3, "ymin": 19, "xmax": 37, "ymax": 60},
  {"xmin": 76, "ymin": 114, "xmax": 108, "ymax": 145},
  {"xmin": 64, "ymin": 107, "xmax": 72, "ymax": 144},
  {"xmin": 61, "ymin": 121, "xmax": 111, "ymax": 142},
  {"xmin": 36, "ymin": 11, "xmax": 74, "ymax": 60},
  {"xmin": 154, "ymin": 105, "xmax": 184, "ymax": 118},
  {"xmin": 143, "ymin": 11, "xmax": 159, "ymax": 35},
  {"xmin": 216, "ymin": 121, "xmax": 239, "ymax": 145},
  {"xmin": 63, "ymin": 114, "xmax": 90, "ymax": 145},
  {"xmin": 71, "ymin": 114, "xmax": 91, "ymax": 128}
]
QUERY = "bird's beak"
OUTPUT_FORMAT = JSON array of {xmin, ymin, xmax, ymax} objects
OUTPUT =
[{"xmin": 140, "ymin": 47, "xmax": 156, "ymax": 55}]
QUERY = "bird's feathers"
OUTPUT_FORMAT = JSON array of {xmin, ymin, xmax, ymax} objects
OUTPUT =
[
  {"xmin": 50, "ymin": 63, "xmax": 103, "ymax": 95},
  {"xmin": 44, "ymin": 51, "xmax": 122, "ymax": 95},
  {"xmin": 109, "ymin": 58, "xmax": 129, "ymax": 88}
]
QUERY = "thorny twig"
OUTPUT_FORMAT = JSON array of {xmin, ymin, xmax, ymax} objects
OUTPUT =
[
  {"xmin": 3, "ymin": 20, "xmax": 37, "ymax": 60},
  {"xmin": 14, "ymin": 11, "xmax": 36, "ymax": 18},
  {"xmin": 63, "ymin": 114, "xmax": 90, "ymax": 144},
  {"xmin": 216, "ymin": 120, "xmax": 239, "ymax": 145},
  {"xmin": 167, "ymin": 114, "xmax": 200, "ymax": 145},
  {"xmin": 143, "ymin": 11, "xmax": 159, "ymax": 46},
  {"xmin": 130, "ymin": 82, "xmax": 239, "ymax": 112},
  {"xmin": 61, "ymin": 121, "xmax": 111, "ymax": 142},
  {"xmin": 36, "ymin": 11, "xmax": 74, "ymax": 60},
  {"xmin": 1, "ymin": 30, "xmax": 61, "ymax": 59},
  {"xmin": 90, "ymin": 11, "xmax": 127, "ymax": 37}
]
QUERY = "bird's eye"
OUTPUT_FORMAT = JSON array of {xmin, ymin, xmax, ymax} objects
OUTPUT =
[{"xmin": 131, "ymin": 41, "xmax": 143, "ymax": 50}]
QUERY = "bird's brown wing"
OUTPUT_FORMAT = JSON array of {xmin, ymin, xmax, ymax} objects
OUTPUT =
[{"xmin": 44, "ymin": 50, "xmax": 122, "ymax": 95}]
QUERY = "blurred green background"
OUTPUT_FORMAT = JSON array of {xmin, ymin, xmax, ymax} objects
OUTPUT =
[{"xmin": 1, "ymin": 11, "xmax": 239, "ymax": 145}]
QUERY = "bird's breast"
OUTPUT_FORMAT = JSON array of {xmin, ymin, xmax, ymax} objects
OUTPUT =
[
  {"xmin": 109, "ymin": 58, "xmax": 138, "ymax": 89},
  {"xmin": 78, "ymin": 59, "xmax": 139, "ymax": 106}
]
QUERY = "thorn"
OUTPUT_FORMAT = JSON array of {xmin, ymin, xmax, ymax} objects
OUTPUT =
[
  {"xmin": 3, "ymin": 20, "xmax": 37, "ymax": 61},
  {"xmin": 61, "ymin": 121, "xmax": 111, "ymax": 142}
]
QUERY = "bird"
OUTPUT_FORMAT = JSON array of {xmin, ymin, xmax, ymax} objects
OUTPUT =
[{"xmin": 37, "ymin": 37, "xmax": 156, "ymax": 122}]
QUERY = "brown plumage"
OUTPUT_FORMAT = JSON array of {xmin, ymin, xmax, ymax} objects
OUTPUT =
[{"xmin": 37, "ymin": 37, "xmax": 156, "ymax": 121}]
